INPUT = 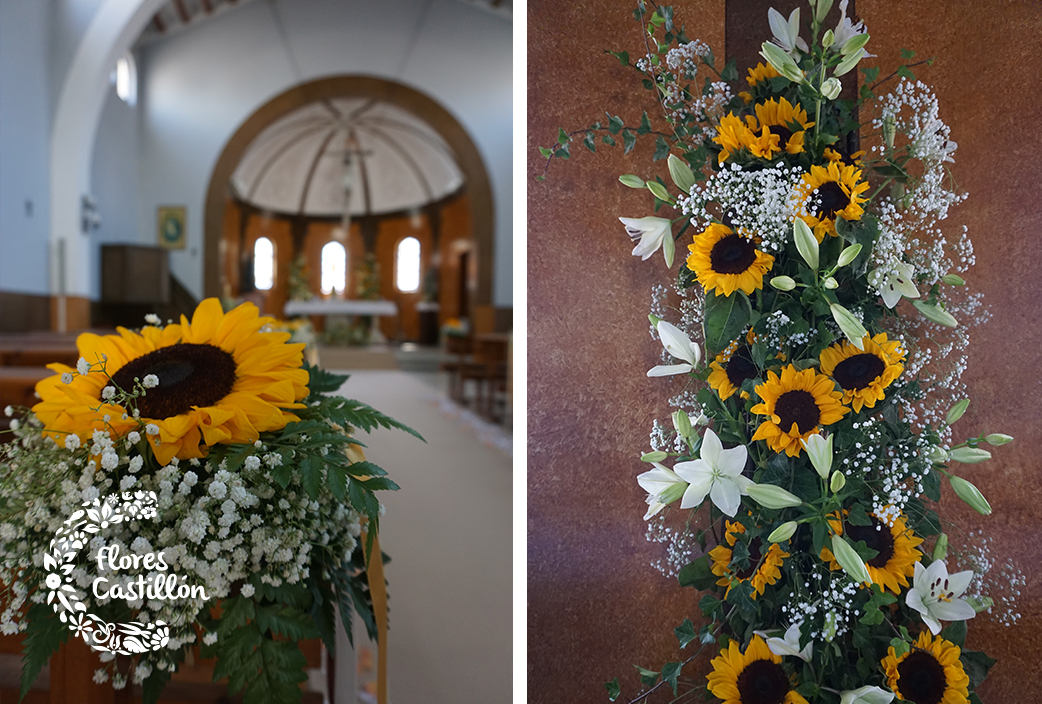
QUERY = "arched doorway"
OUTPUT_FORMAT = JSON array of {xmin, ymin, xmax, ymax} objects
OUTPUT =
[{"xmin": 202, "ymin": 76, "xmax": 494, "ymax": 337}]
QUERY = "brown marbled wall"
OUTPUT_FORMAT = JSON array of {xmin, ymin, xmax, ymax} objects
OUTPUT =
[{"xmin": 529, "ymin": 0, "xmax": 1042, "ymax": 702}]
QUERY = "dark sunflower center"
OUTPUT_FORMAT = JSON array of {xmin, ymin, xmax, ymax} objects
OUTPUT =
[
  {"xmin": 774, "ymin": 390, "xmax": 820, "ymax": 435},
  {"xmin": 897, "ymin": 650, "xmax": 947, "ymax": 704},
  {"xmin": 726, "ymin": 349, "xmax": 757, "ymax": 389},
  {"xmin": 735, "ymin": 538, "xmax": 764, "ymax": 580},
  {"xmin": 812, "ymin": 181, "xmax": 849, "ymax": 220},
  {"xmin": 710, "ymin": 235, "xmax": 757, "ymax": 275},
  {"xmin": 736, "ymin": 659, "xmax": 790, "ymax": 704},
  {"xmin": 832, "ymin": 353, "xmax": 886, "ymax": 391},
  {"xmin": 845, "ymin": 518, "xmax": 895, "ymax": 568},
  {"xmin": 768, "ymin": 124, "xmax": 794, "ymax": 147},
  {"xmin": 109, "ymin": 343, "xmax": 237, "ymax": 420}
]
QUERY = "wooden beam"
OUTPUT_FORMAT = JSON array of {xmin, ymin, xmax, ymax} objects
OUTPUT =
[
  {"xmin": 200, "ymin": 0, "xmax": 213, "ymax": 14},
  {"xmin": 152, "ymin": 12, "xmax": 166, "ymax": 33},
  {"xmin": 172, "ymin": 0, "xmax": 191, "ymax": 25}
]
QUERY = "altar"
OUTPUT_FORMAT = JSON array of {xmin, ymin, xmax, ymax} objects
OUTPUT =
[{"xmin": 283, "ymin": 299, "xmax": 399, "ymax": 343}]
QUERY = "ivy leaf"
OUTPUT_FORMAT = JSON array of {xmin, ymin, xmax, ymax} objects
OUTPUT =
[
  {"xmin": 678, "ymin": 554, "xmax": 717, "ymax": 590},
  {"xmin": 961, "ymin": 650, "xmax": 996, "ymax": 689},
  {"xmin": 653, "ymin": 135, "xmax": 671, "ymax": 161},
  {"xmin": 637, "ymin": 111, "xmax": 652, "ymax": 135},
  {"xmin": 609, "ymin": 50, "xmax": 629, "ymax": 66},
  {"xmin": 703, "ymin": 289, "xmax": 752, "ymax": 357},
  {"xmin": 607, "ymin": 114, "xmax": 624, "ymax": 134},
  {"xmin": 622, "ymin": 129, "xmax": 637, "ymax": 154},
  {"xmin": 674, "ymin": 619, "xmax": 698, "ymax": 649},
  {"xmin": 538, "ymin": 146, "xmax": 552, "ymax": 159},
  {"xmin": 605, "ymin": 678, "xmax": 621, "ymax": 701},
  {"xmin": 634, "ymin": 665, "xmax": 659, "ymax": 688},
  {"xmin": 721, "ymin": 57, "xmax": 739, "ymax": 81},
  {"xmin": 661, "ymin": 662, "xmax": 682, "ymax": 695},
  {"xmin": 583, "ymin": 132, "xmax": 597, "ymax": 153}
]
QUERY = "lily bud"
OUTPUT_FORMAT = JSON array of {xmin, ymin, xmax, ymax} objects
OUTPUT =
[
  {"xmin": 657, "ymin": 481, "xmax": 687, "ymax": 506},
  {"xmin": 824, "ymin": 276, "xmax": 839, "ymax": 290},
  {"xmin": 667, "ymin": 154, "xmax": 696, "ymax": 194},
  {"xmin": 672, "ymin": 410, "xmax": 692, "ymax": 439},
  {"xmin": 912, "ymin": 300, "xmax": 959, "ymax": 327},
  {"xmin": 821, "ymin": 28, "xmax": 836, "ymax": 50},
  {"xmin": 932, "ymin": 533, "xmax": 948, "ymax": 561},
  {"xmin": 821, "ymin": 76, "xmax": 843, "ymax": 100},
  {"xmin": 770, "ymin": 275, "xmax": 796, "ymax": 291},
  {"xmin": 830, "ymin": 471, "xmax": 846, "ymax": 492},
  {"xmin": 746, "ymin": 483, "xmax": 804, "ymax": 509},
  {"xmin": 985, "ymin": 433, "xmax": 1013, "ymax": 446},
  {"xmin": 619, "ymin": 174, "xmax": 645, "ymax": 189},
  {"xmin": 760, "ymin": 42, "xmax": 804, "ymax": 83},
  {"xmin": 793, "ymin": 218, "xmax": 819, "ymax": 270},
  {"xmin": 837, "ymin": 243, "xmax": 863, "ymax": 267},
  {"xmin": 966, "ymin": 596, "xmax": 994, "ymax": 613},
  {"xmin": 945, "ymin": 399, "xmax": 970, "ymax": 425},
  {"xmin": 840, "ymin": 33, "xmax": 871, "ymax": 56},
  {"xmin": 802, "ymin": 433, "xmax": 833, "ymax": 479},
  {"xmin": 648, "ymin": 314, "xmax": 663, "ymax": 326},
  {"xmin": 926, "ymin": 445, "xmax": 949, "ymax": 464},
  {"xmin": 834, "ymin": 47, "xmax": 866, "ymax": 76},
  {"xmin": 647, "ymin": 180, "xmax": 671, "ymax": 202},
  {"xmin": 942, "ymin": 274, "xmax": 966, "ymax": 286},
  {"xmin": 949, "ymin": 447, "xmax": 992, "ymax": 464},
  {"xmin": 815, "ymin": 0, "xmax": 834, "ymax": 25},
  {"xmin": 830, "ymin": 303, "xmax": 868, "ymax": 350},
  {"xmin": 768, "ymin": 521, "xmax": 798, "ymax": 543},
  {"xmin": 832, "ymin": 534, "xmax": 871, "ymax": 584},
  {"xmin": 949, "ymin": 475, "xmax": 992, "ymax": 515},
  {"xmin": 882, "ymin": 114, "xmax": 896, "ymax": 150},
  {"xmin": 641, "ymin": 451, "xmax": 669, "ymax": 463}
]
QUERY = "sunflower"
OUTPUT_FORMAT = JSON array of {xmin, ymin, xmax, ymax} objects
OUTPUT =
[
  {"xmin": 794, "ymin": 161, "xmax": 870, "ymax": 241},
  {"xmin": 820, "ymin": 509, "xmax": 924, "ymax": 595},
  {"xmin": 34, "ymin": 298, "xmax": 309, "ymax": 465},
  {"xmin": 707, "ymin": 635, "xmax": 810, "ymax": 704},
  {"xmin": 752, "ymin": 98, "xmax": 814, "ymax": 157},
  {"xmin": 750, "ymin": 366, "xmax": 849, "ymax": 457},
  {"xmin": 686, "ymin": 224, "xmax": 775, "ymax": 297},
  {"xmin": 708, "ymin": 331, "xmax": 766, "ymax": 401},
  {"xmin": 882, "ymin": 631, "xmax": 970, "ymax": 704},
  {"xmin": 714, "ymin": 113, "xmax": 757, "ymax": 163},
  {"xmin": 746, "ymin": 61, "xmax": 781, "ymax": 88},
  {"xmin": 709, "ymin": 521, "xmax": 789, "ymax": 599},
  {"xmin": 819, "ymin": 333, "xmax": 906, "ymax": 413}
]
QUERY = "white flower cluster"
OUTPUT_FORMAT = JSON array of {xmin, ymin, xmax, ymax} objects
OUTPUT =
[
  {"xmin": 0, "ymin": 422, "xmax": 364, "ymax": 675},
  {"xmin": 782, "ymin": 563, "xmax": 860, "ymax": 643},
  {"xmin": 664, "ymin": 39, "xmax": 712, "ymax": 78},
  {"xmin": 645, "ymin": 514, "xmax": 701, "ymax": 578},
  {"xmin": 841, "ymin": 417, "xmax": 929, "ymax": 523},
  {"xmin": 950, "ymin": 529, "xmax": 1025, "ymax": 627},
  {"xmin": 680, "ymin": 162, "xmax": 806, "ymax": 252}
]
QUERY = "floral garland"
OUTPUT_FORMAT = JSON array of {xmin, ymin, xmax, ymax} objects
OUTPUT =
[
  {"xmin": 0, "ymin": 298, "xmax": 420, "ymax": 703},
  {"xmin": 542, "ymin": 2, "xmax": 1020, "ymax": 703}
]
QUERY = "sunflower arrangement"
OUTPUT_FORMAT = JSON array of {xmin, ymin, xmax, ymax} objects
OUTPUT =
[
  {"xmin": 541, "ymin": 1, "xmax": 1020, "ymax": 702},
  {"xmin": 0, "ymin": 299, "xmax": 421, "ymax": 704}
]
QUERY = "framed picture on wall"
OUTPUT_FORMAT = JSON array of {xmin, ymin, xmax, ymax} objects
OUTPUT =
[{"xmin": 157, "ymin": 205, "xmax": 186, "ymax": 249}]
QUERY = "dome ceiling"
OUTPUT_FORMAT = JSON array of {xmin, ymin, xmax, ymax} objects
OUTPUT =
[{"xmin": 229, "ymin": 97, "xmax": 465, "ymax": 218}]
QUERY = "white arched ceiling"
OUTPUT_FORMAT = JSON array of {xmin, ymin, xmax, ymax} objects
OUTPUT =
[
  {"xmin": 49, "ymin": 0, "xmax": 165, "ymax": 305},
  {"xmin": 231, "ymin": 97, "xmax": 465, "ymax": 218}
]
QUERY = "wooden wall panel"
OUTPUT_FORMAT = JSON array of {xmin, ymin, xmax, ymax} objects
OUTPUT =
[{"xmin": 528, "ymin": 1, "xmax": 1042, "ymax": 702}]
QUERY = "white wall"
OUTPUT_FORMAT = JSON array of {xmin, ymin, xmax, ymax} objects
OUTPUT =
[
  {"xmin": 89, "ymin": 82, "xmax": 142, "ymax": 299},
  {"xmin": 0, "ymin": 0, "xmax": 52, "ymax": 296},
  {"xmin": 135, "ymin": 0, "xmax": 513, "ymax": 305}
]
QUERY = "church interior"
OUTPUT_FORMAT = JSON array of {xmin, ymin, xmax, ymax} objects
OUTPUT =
[{"xmin": 0, "ymin": 0, "xmax": 512, "ymax": 702}]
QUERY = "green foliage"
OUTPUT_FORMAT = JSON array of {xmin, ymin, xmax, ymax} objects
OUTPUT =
[
  {"xmin": 678, "ymin": 554, "xmax": 717, "ymax": 590},
  {"xmin": 674, "ymin": 618, "xmax": 698, "ymax": 649},
  {"xmin": 703, "ymin": 290, "xmax": 751, "ymax": 358},
  {"xmin": 20, "ymin": 603, "xmax": 69, "ymax": 702},
  {"xmin": 605, "ymin": 677, "xmax": 621, "ymax": 701}
]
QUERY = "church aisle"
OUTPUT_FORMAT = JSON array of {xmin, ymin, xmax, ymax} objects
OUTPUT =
[{"xmin": 330, "ymin": 370, "xmax": 512, "ymax": 704}]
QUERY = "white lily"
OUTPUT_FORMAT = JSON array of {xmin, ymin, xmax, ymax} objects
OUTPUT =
[
  {"xmin": 636, "ymin": 463, "xmax": 687, "ymax": 520},
  {"xmin": 832, "ymin": 0, "xmax": 870, "ymax": 52},
  {"xmin": 620, "ymin": 216, "xmax": 674, "ymax": 266},
  {"xmin": 839, "ymin": 686, "xmax": 895, "ymax": 704},
  {"xmin": 905, "ymin": 559, "xmax": 976, "ymax": 635},
  {"xmin": 754, "ymin": 622, "xmax": 813, "ymax": 662},
  {"xmin": 647, "ymin": 321, "xmax": 702, "ymax": 377},
  {"xmin": 870, "ymin": 261, "xmax": 920, "ymax": 309},
  {"xmin": 672, "ymin": 428, "xmax": 752, "ymax": 517},
  {"xmin": 767, "ymin": 7, "xmax": 809, "ymax": 54}
]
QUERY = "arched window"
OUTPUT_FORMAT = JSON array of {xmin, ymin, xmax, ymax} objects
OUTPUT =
[
  {"xmin": 254, "ymin": 237, "xmax": 274, "ymax": 290},
  {"xmin": 395, "ymin": 237, "xmax": 421, "ymax": 293},
  {"xmin": 321, "ymin": 241, "xmax": 347, "ymax": 295},
  {"xmin": 114, "ymin": 53, "xmax": 137, "ymax": 106}
]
